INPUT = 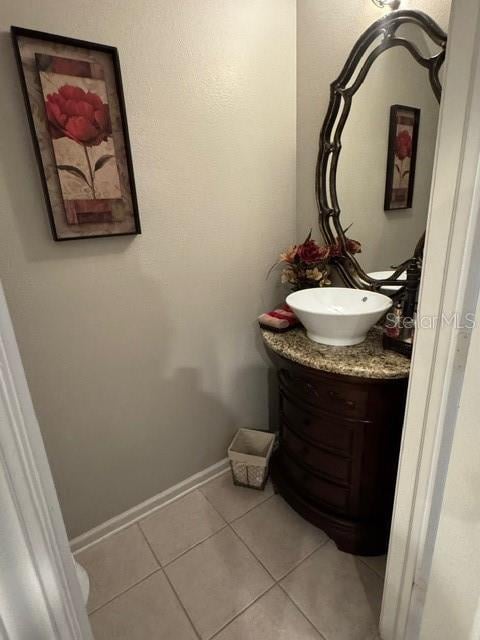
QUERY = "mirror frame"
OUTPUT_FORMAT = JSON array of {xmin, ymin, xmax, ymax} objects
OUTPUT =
[{"xmin": 316, "ymin": 10, "xmax": 447, "ymax": 291}]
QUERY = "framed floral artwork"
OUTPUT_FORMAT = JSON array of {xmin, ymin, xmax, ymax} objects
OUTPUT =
[
  {"xmin": 11, "ymin": 26, "xmax": 141, "ymax": 241},
  {"xmin": 384, "ymin": 104, "xmax": 420, "ymax": 211}
]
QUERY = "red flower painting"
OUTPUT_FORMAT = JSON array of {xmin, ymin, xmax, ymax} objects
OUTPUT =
[
  {"xmin": 384, "ymin": 106, "xmax": 419, "ymax": 211},
  {"xmin": 13, "ymin": 30, "xmax": 141, "ymax": 241},
  {"xmin": 394, "ymin": 128, "xmax": 413, "ymax": 192},
  {"xmin": 394, "ymin": 129, "xmax": 412, "ymax": 161},
  {"xmin": 44, "ymin": 84, "xmax": 115, "ymax": 199},
  {"xmin": 46, "ymin": 85, "xmax": 112, "ymax": 146}
]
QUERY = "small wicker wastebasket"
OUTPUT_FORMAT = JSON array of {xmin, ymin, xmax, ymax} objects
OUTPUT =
[{"xmin": 228, "ymin": 428, "xmax": 275, "ymax": 490}]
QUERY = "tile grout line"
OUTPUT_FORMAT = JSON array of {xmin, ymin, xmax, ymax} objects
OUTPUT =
[
  {"xmin": 277, "ymin": 548, "xmax": 384, "ymax": 640},
  {"xmin": 207, "ymin": 533, "xmax": 331, "ymax": 640},
  {"xmin": 227, "ymin": 523, "xmax": 277, "ymax": 580},
  {"xmin": 135, "ymin": 483, "xmax": 233, "ymax": 568},
  {"xmin": 86, "ymin": 479, "xmax": 382, "ymax": 639},
  {"xmin": 198, "ymin": 483, "xmax": 276, "ymax": 525},
  {"xmin": 137, "ymin": 524, "xmax": 203, "ymax": 640},
  {"xmin": 144, "ymin": 520, "xmax": 229, "ymax": 569},
  {"xmin": 227, "ymin": 506, "xmax": 331, "ymax": 583},
  {"xmin": 232, "ymin": 527, "xmax": 330, "ymax": 640},
  {"xmin": 87, "ymin": 565, "xmax": 162, "ymax": 616},
  {"xmin": 200, "ymin": 487, "xmax": 337, "ymax": 639},
  {"xmin": 171, "ymin": 495, "xmax": 278, "ymax": 639},
  {"xmin": 133, "ymin": 476, "xmax": 274, "ymax": 570},
  {"xmin": 208, "ymin": 583, "xmax": 279, "ymax": 640},
  {"xmin": 356, "ymin": 556, "xmax": 387, "ymax": 581},
  {"xmin": 145, "ymin": 486, "xmax": 278, "ymax": 639},
  {"xmin": 228, "ymin": 491, "xmax": 276, "ymax": 525},
  {"xmin": 201, "ymin": 483, "xmax": 328, "ymax": 579},
  {"xmin": 164, "ymin": 489, "xmax": 278, "ymax": 639},
  {"xmin": 160, "ymin": 522, "xmax": 228, "ymax": 567},
  {"xmin": 161, "ymin": 568, "xmax": 203, "ymax": 640},
  {"xmin": 138, "ymin": 488, "xmax": 281, "ymax": 640},
  {"xmin": 85, "ymin": 486, "xmax": 274, "ymax": 626},
  {"xmin": 278, "ymin": 584, "xmax": 329, "ymax": 640},
  {"xmin": 88, "ymin": 522, "xmax": 329, "ymax": 639},
  {"xmin": 276, "ymin": 535, "xmax": 331, "ymax": 583},
  {"xmin": 73, "ymin": 467, "xmax": 231, "ymax": 556},
  {"xmin": 215, "ymin": 523, "xmax": 331, "ymax": 637}
]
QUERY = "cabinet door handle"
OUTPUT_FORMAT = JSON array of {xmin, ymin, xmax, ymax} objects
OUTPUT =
[
  {"xmin": 328, "ymin": 389, "xmax": 355, "ymax": 408},
  {"xmin": 305, "ymin": 382, "xmax": 320, "ymax": 399},
  {"xmin": 282, "ymin": 372, "xmax": 320, "ymax": 400}
]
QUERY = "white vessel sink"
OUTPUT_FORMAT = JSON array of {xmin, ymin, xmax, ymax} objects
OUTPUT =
[
  {"xmin": 286, "ymin": 287, "xmax": 392, "ymax": 346},
  {"xmin": 368, "ymin": 270, "xmax": 406, "ymax": 293}
]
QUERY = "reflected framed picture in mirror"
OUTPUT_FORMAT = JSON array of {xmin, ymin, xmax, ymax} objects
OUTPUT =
[{"xmin": 384, "ymin": 105, "xmax": 420, "ymax": 211}]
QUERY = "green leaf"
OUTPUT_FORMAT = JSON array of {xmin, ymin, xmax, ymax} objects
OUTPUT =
[
  {"xmin": 94, "ymin": 154, "xmax": 114, "ymax": 173},
  {"xmin": 57, "ymin": 164, "xmax": 89, "ymax": 185}
]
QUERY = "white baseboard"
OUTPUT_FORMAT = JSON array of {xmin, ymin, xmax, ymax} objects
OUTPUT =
[{"xmin": 70, "ymin": 458, "xmax": 230, "ymax": 554}]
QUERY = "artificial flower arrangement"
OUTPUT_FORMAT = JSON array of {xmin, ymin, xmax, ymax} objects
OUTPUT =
[{"xmin": 271, "ymin": 230, "xmax": 362, "ymax": 291}]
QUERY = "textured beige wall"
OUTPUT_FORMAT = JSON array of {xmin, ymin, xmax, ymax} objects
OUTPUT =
[
  {"xmin": 297, "ymin": 0, "xmax": 452, "ymax": 264},
  {"xmin": 0, "ymin": 0, "xmax": 296, "ymax": 537}
]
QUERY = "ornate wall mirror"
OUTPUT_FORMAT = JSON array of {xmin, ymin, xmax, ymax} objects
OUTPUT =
[{"xmin": 316, "ymin": 10, "xmax": 447, "ymax": 291}]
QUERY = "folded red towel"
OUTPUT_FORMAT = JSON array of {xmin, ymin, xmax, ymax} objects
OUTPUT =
[{"xmin": 258, "ymin": 304, "xmax": 299, "ymax": 332}]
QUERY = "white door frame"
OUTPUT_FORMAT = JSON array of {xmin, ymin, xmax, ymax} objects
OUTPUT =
[
  {"xmin": 0, "ymin": 282, "xmax": 93, "ymax": 639},
  {"xmin": 419, "ymin": 265, "xmax": 480, "ymax": 640},
  {"xmin": 381, "ymin": 0, "xmax": 480, "ymax": 637}
]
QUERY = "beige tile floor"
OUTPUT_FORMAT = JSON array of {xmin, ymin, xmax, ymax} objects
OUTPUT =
[{"xmin": 77, "ymin": 471, "xmax": 386, "ymax": 640}]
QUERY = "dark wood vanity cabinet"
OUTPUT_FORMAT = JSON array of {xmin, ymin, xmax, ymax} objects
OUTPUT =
[{"xmin": 267, "ymin": 347, "xmax": 408, "ymax": 555}]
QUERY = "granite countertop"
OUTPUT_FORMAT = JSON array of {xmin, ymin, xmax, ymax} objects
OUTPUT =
[{"xmin": 261, "ymin": 326, "xmax": 410, "ymax": 379}]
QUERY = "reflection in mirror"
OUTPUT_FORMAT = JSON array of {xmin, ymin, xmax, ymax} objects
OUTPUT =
[
  {"xmin": 336, "ymin": 45, "xmax": 439, "ymax": 273},
  {"xmin": 395, "ymin": 21, "xmax": 443, "ymax": 57},
  {"xmin": 316, "ymin": 11, "xmax": 447, "ymax": 291}
]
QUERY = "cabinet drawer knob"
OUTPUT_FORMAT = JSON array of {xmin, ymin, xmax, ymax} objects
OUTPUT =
[
  {"xmin": 328, "ymin": 389, "xmax": 355, "ymax": 408},
  {"xmin": 305, "ymin": 382, "xmax": 319, "ymax": 398}
]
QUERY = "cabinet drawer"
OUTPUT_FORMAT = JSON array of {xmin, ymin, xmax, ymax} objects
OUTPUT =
[
  {"xmin": 282, "ymin": 424, "xmax": 351, "ymax": 485},
  {"xmin": 279, "ymin": 369, "xmax": 368, "ymax": 419},
  {"xmin": 280, "ymin": 393, "xmax": 354, "ymax": 454},
  {"xmin": 282, "ymin": 452, "xmax": 349, "ymax": 512}
]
